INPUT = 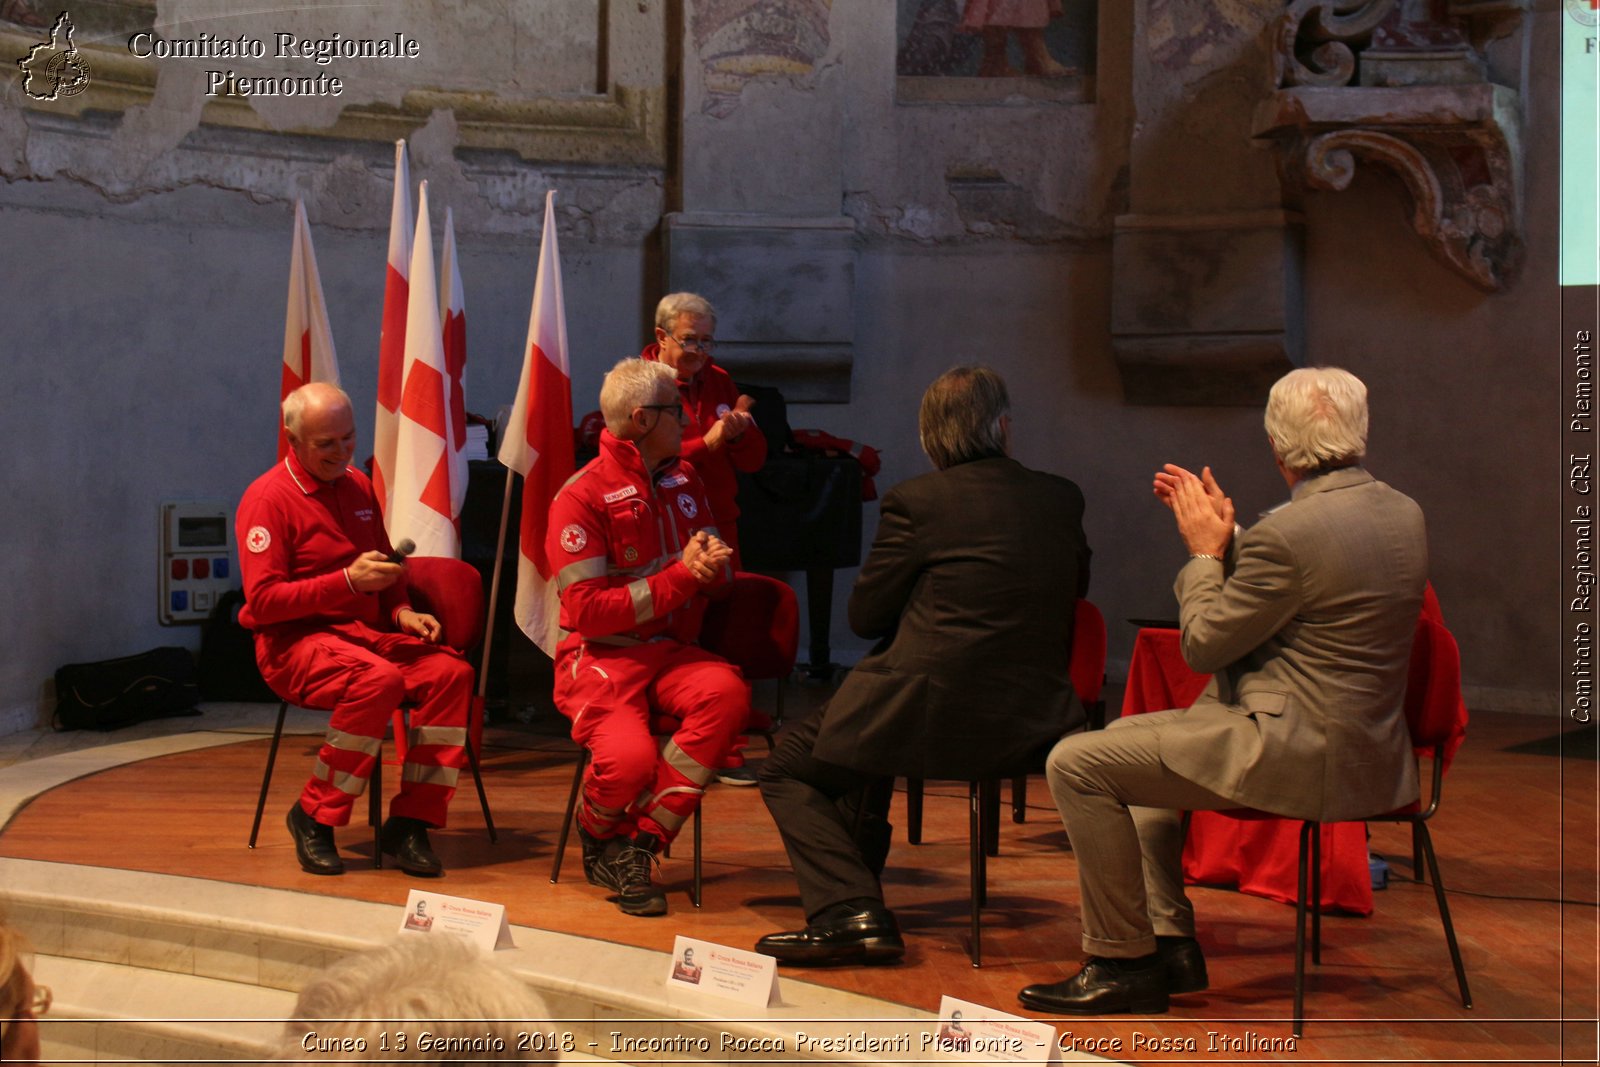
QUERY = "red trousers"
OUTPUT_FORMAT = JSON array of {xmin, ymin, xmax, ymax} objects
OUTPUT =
[
  {"xmin": 555, "ymin": 640, "xmax": 746, "ymax": 843},
  {"xmin": 258, "ymin": 622, "xmax": 472, "ymax": 828}
]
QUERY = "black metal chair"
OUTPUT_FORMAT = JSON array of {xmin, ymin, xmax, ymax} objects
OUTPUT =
[{"xmin": 246, "ymin": 557, "xmax": 496, "ymax": 864}]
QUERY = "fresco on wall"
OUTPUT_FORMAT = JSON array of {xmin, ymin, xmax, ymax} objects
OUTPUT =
[
  {"xmin": 694, "ymin": 0, "xmax": 832, "ymax": 118},
  {"xmin": 1146, "ymin": 0, "xmax": 1260, "ymax": 72},
  {"xmin": 896, "ymin": 0, "xmax": 1094, "ymax": 78}
]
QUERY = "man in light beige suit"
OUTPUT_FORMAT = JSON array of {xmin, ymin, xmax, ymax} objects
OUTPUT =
[{"xmin": 1019, "ymin": 367, "xmax": 1427, "ymax": 1016}]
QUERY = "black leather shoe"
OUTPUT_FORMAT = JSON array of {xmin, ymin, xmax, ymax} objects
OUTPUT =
[
  {"xmin": 755, "ymin": 905, "xmax": 906, "ymax": 966},
  {"xmin": 1018, "ymin": 956, "xmax": 1169, "ymax": 1015},
  {"xmin": 380, "ymin": 816, "xmax": 443, "ymax": 877},
  {"xmin": 1158, "ymin": 935, "xmax": 1209, "ymax": 994},
  {"xmin": 286, "ymin": 803, "xmax": 343, "ymax": 876}
]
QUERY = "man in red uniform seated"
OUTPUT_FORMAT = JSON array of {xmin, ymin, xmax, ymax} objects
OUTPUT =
[
  {"xmin": 237, "ymin": 382, "xmax": 472, "ymax": 878},
  {"xmin": 547, "ymin": 358, "xmax": 749, "ymax": 916}
]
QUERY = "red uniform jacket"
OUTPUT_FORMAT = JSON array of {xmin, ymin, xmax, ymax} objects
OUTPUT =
[
  {"xmin": 639, "ymin": 343, "xmax": 766, "ymax": 528},
  {"xmin": 547, "ymin": 430, "xmax": 728, "ymax": 650},
  {"xmin": 236, "ymin": 452, "xmax": 411, "ymax": 644}
]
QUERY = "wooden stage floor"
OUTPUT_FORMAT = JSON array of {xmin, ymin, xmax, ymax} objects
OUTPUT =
[{"xmin": 1, "ymin": 706, "xmax": 1596, "ymax": 1064}]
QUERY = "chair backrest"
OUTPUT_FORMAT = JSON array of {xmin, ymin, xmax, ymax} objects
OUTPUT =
[
  {"xmin": 404, "ymin": 556, "xmax": 487, "ymax": 654},
  {"xmin": 1403, "ymin": 615, "xmax": 1466, "ymax": 753},
  {"xmin": 1070, "ymin": 598, "xmax": 1108, "ymax": 705},
  {"xmin": 697, "ymin": 572, "xmax": 800, "ymax": 682}
]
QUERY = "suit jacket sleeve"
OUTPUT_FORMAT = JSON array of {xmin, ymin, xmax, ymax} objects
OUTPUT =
[
  {"xmin": 1176, "ymin": 520, "xmax": 1302, "ymax": 675},
  {"xmin": 847, "ymin": 488, "xmax": 923, "ymax": 640},
  {"xmin": 1073, "ymin": 484, "xmax": 1092, "ymax": 599}
]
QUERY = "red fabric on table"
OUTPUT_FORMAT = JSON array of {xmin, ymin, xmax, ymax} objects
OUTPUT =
[{"xmin": 1121, "ymin": 627, "xmax": 1374, "ymax": 916}]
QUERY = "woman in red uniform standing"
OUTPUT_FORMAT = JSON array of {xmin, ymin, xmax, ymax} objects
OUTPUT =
[{"xmin": 640, "ymin": 292, "xmax": 766, "ymax": 568}]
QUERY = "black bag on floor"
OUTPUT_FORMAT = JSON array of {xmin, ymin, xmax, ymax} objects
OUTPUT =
[
  {"xmin": 197, "ymin": 588, "xmax": 277, "ymax": 702},
  {"xmin": 53, "ymin": 646, "xmax": 201, "ymax": 731}
]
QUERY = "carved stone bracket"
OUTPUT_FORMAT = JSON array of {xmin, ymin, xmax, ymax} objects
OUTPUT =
[
  {"xmin": 1255, "ymin": 0, "xmax": 1524, "ymax": 292},
  {"xmin": 1254, "ymin": 82, "xmax": 1521, "ymax": 291},
  {"xmin": 1272, "ymin": 0, "xmax": 1400, "ymax": 88}
]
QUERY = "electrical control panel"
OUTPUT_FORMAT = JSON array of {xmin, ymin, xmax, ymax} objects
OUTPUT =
[{"xmin": 160, "ymin": 501, "xmax": 236, "ymax": 624}]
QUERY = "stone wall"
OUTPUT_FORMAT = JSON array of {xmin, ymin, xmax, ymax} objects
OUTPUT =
[{"xmin": 0, "ymin": 0, "xmax": 1561, "ymax": 731}]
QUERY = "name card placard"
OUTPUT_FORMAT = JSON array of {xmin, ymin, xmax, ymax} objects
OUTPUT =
[
  {"xmin": 929, "ymin": 995, "xmax": 1060, "ymax": 1063},
  {"xmin": 664, "ymin": 934, "xmax": 778, "ymax": 1008},
  {"xmin": 396, "ymin": 889, "xmax": 513, "ymax": 952}
]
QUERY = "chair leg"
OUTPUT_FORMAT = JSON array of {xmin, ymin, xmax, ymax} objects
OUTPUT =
[
  {"xmin": 907, "ymin": 778, "xmax": 924, "ymax": 845},
  {"xmin": 1412, "ymin": 822, "xmax": 1426, "ymax": 883},
  {"xmin": 968, "ymin": 781, "xmax": 982, "ymax": 968},
  {"xmin": 248, "ymin": 701, "xmax": 290, "ymax": 848},
  {"xmin": 1010, "ymin": 775, "xmax": 1027, "ymax": 824},
  {"xmin": 550, "ymin": 749, "xmax": 590, "ymax": 884},
  {"xmin": 774, "ymin": 679, "xmax": 785, "ymax": 727},
  {"xmin": 1310, "ymin": 821, "xmax": 1323, "ymax": 965},
  {"xmin": 981, "ymin": 779, "xmax": 1001, "ymax": 858},
  {"xmin": 1293, "ymin": 819, "xmax": 1313, "ymax": 1039},
  {"xmin": 370, "ymin": 754, "xmax": 383, "ymax": 869},
  {"xmin": 692, "ymin": 806, "xmax": 703, "ymax": 908},
  {"xmin": 1416, "ymin": 823, "xmax": 1473, "ymax": 1008},
  {"xmin": 463, "ymin": 736, "xmax": 497, "ymax": 843}
]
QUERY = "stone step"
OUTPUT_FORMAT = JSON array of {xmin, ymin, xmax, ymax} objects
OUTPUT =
[
  {"xmin": 5, "ymin": 857, "xmax": 941, "ymax": 1064},
  {"xmin": 35, "ymin": 953, "xmax": 290, "ymax": 1064}
]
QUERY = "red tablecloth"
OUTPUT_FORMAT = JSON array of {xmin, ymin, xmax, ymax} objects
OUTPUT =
[{"xmin": 1121, "ymin": 629, "xmax": 1374, "ymax": 915}]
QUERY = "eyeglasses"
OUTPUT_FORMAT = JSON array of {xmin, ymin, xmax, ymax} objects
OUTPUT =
[
  {"xmin": 641, "ymin": 403, "xmax": 686, "ymax": 421},
  {"xmin": 669, "ymin": 334, "xmax": 715, "ymax": 352}
]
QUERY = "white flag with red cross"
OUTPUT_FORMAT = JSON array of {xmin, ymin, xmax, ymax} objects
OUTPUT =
[
  {"xmin": 389, "ymin": 180, "xmax": 460, "ymax": 559},
  {"xmin": 278, "ymin": 199, "xmax": 340, "ymax": 460},
  {"xmin": 498, "ymin": 190, "xmax": 575, "ymax": 656},
  {"xmin": 440, "ymin": 206, "xmax": 470, "ymax": 534},
  {"xmin": 372, "ymin": 139, "xmax": 411, "ymax": 524}
]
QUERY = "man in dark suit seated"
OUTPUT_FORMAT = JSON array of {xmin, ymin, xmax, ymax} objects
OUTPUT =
[
  {"xmin": 754, "ymin": 365, "xmax": 1092, "ymax": 965},
  {"xmin": 1018, "ymin": 366, "xmax": 1427, "ymax": 1016}
]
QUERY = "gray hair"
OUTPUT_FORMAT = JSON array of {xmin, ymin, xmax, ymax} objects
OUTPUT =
[
  {"xmin": 918, "ymin": 365, "xmax": 1011, "ymax": 471},
  {"xmin": 1264, "ymin": 367, "xmax": 1369, "ymax": 473},
  {"xmin": 654, "ymin": 292, "xmax": 717, "ymax": 332},
  {"xmin": 282, "ymin": 382, "xmax": 352, "ymax": 436},
  {"xmin": 280, "ymin": 937, "xmax": 553, "ymax": 1063},
  {"xmin": 599, "ymin": 357, "xmax": 678, "ymax": 437}
]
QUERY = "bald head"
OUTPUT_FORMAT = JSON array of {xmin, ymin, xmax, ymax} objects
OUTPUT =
[{"xmin": 283, "ymin": 382, "xmax": 356, "ymax": 483}]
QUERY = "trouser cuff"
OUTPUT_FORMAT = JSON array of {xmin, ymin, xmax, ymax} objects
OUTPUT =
[{"xmin": 1082, "ymin": 931, "xmax": 1158, "ymax": 959}]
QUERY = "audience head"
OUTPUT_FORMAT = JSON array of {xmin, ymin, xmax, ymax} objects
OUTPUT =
[
  {"xmin": 599, "ymin": 358, "xmax": 687, "ymax": 470},
  {"xmin": 1264, "ymin": 367, "xmax": 1369, "ymax": 476},
  {"xmin": 282, "ymin": 936, "xmax": 552, "ymax": 1063},
  {"xmin": 919, "ymin": 365, "xmax": 1011, "ymax": 471},
  {"xmin": 652, "ymin": 292, "xmax": 717, "ymax": 381},
  {"xmin": 283, "ymin": 382, "xmax": 357, "ymax": 484},
  {"xmin": 0, "ymin": 913, "xmax": 46, "ymax": 1064}
]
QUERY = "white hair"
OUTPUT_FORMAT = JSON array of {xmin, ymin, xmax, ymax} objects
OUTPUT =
[
  {"xmin": 280, "ymin": 937, "xmax": 553, "ymax": 1063},
  {"xmin": 282, "ymin": 382, "xmax": 352, "ymax": 436},
  {"xmin": 599, "ymin": 357, "xmax": 678, "ymax": 437},
  {"xmin": 654, "ymin": 292, "xmax": 717, "ymax": 332},
  {"xmin": 1264, "ymin": 367, "xmax": 1369, "ymax": 473}
]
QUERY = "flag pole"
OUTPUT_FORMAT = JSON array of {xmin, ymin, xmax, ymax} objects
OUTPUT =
[{"xmin": 476, "ymin": 463, "xmax": 520, "ymax": 704}]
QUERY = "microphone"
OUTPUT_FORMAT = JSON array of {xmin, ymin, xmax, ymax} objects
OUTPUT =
[{"xmin": 387, "ymin": 538, "xmax": 416, "ymax": 564}]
